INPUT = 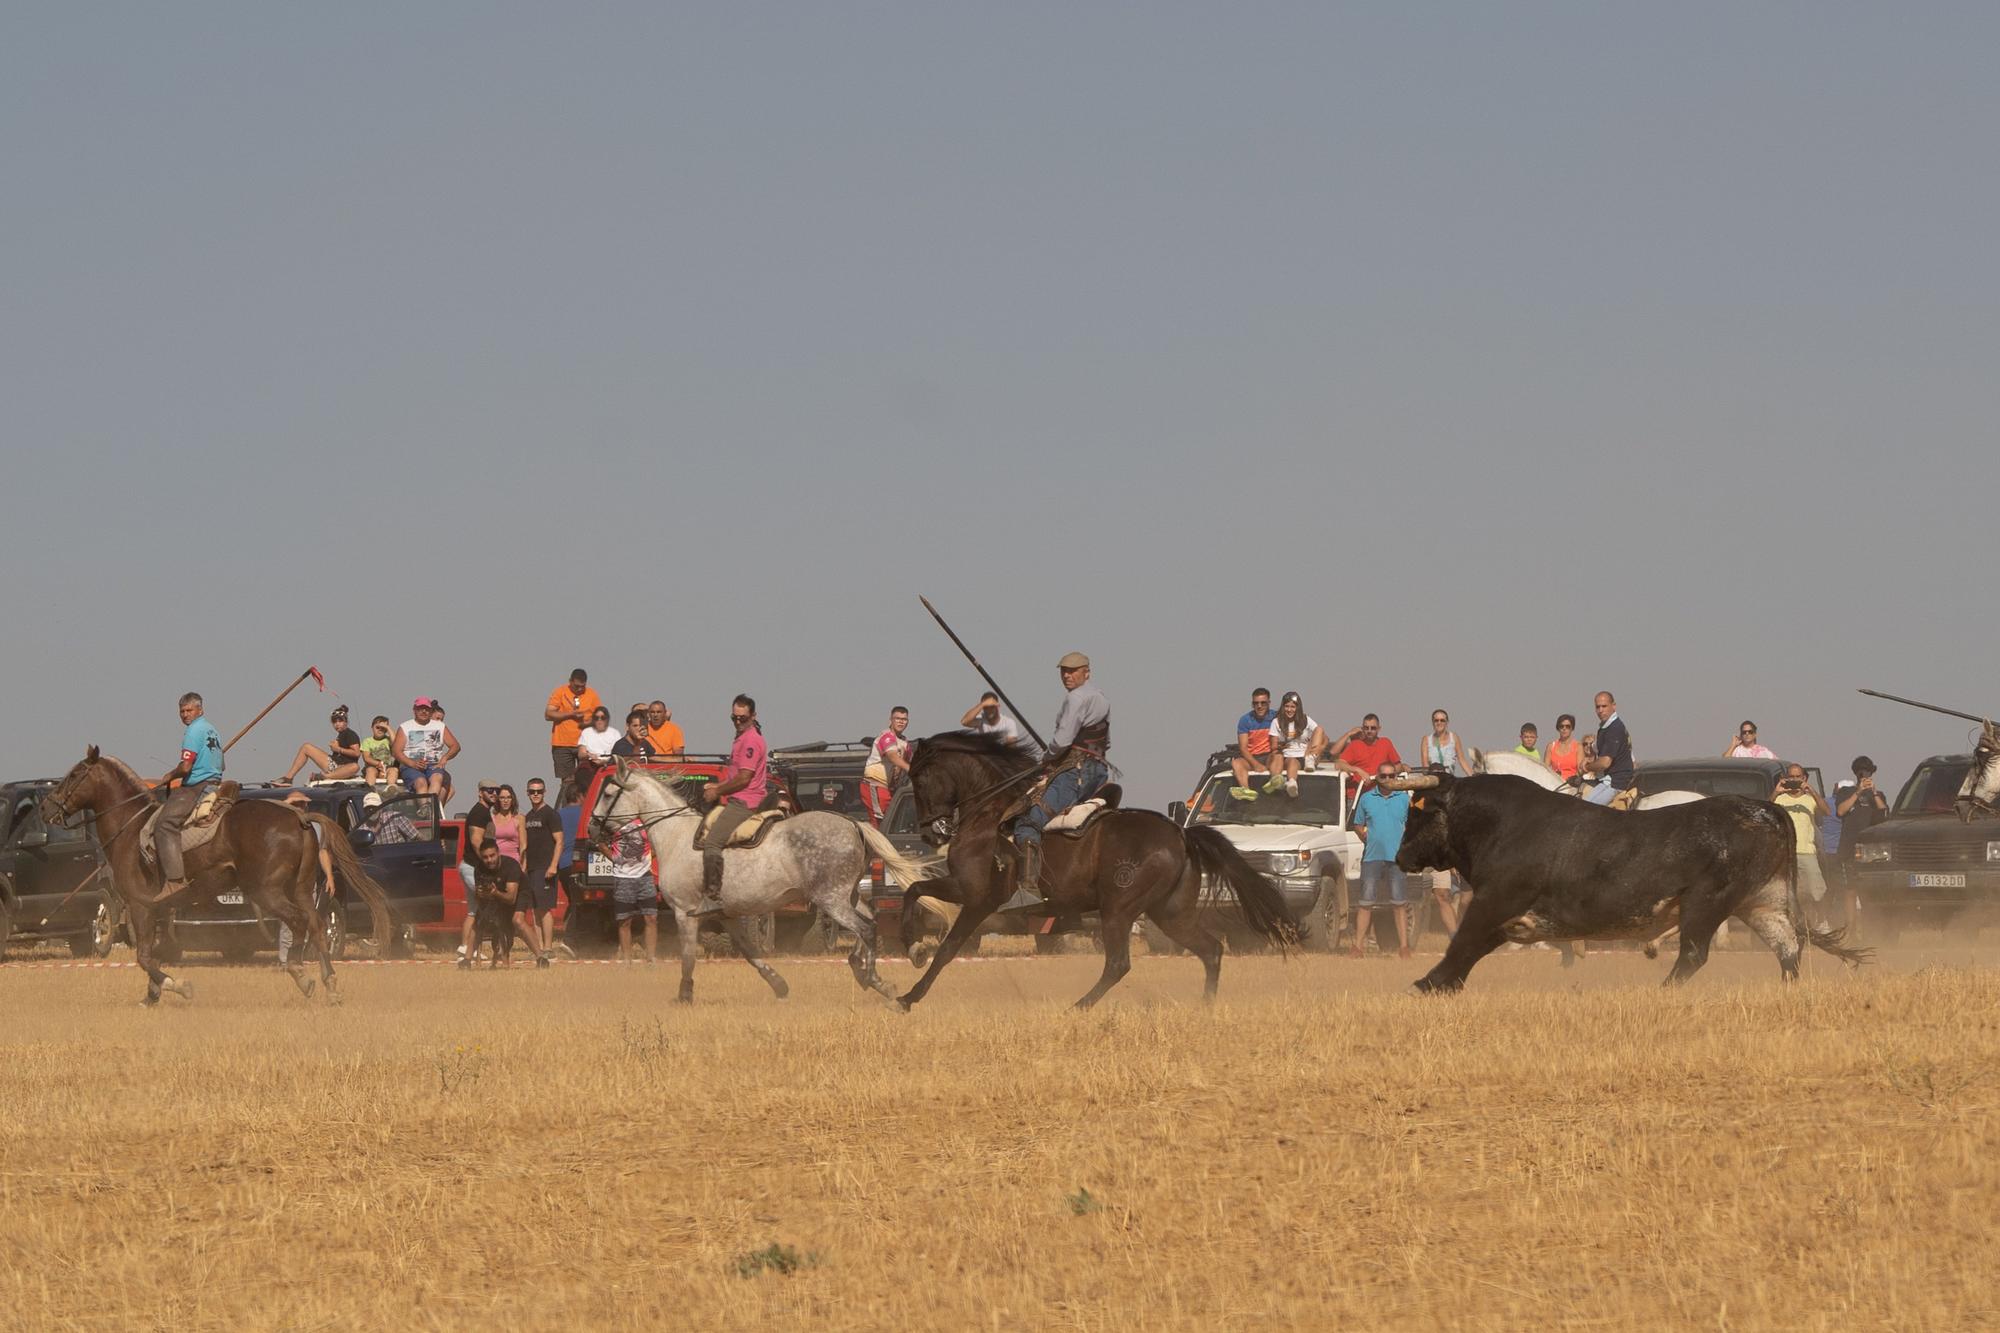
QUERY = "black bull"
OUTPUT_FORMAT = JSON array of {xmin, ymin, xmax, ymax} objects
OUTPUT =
[{"xmin": 1385, "ymin": 773, "xmax": 1871, "ymax": 992}]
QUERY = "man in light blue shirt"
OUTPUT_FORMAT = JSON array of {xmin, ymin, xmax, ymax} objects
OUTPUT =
[
  {"xmin": 154, "ymin": 690, "xmax": 225, "ymax": 898},
  {"xmin": 1008, "ymin": 651, "xmax": 1110, "ymax": 905},
  {"xmin": 1350, "ymin": 763, "xmax": 1412, "ymax": 958}
]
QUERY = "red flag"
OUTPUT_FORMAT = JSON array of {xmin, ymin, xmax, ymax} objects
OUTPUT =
[{"xmin": 308, "ymin": 666, "xmax": 326, "ymax": 692}]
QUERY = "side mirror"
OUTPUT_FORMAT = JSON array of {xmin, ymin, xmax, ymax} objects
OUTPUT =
[
  {"xmin": 1167, "ymin": 801, "xmax": 1188, "ymax": 825},
  {"xmin": 15, "ymin": 825, "xmax": 48, "ymax": 849},
  {"xmin": 348, "ymin": 828, "xmax": 376, "ymax": 851}
]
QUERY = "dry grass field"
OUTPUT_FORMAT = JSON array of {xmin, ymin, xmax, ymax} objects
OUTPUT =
[{"xmin": 3, "ymin": 941, "xmax": 1998, "ymax": 1331}]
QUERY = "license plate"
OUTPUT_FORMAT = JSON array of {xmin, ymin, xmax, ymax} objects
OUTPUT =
[
  {"xmin": 588, "ymin": 854, "xmax": 612, "ymax": 878},
  {"xmin": 217, "ymin": 892, "xmax": 244, "ymax": 905},
  {"xmin": 1910, "ymin": 873, "xmax": 1966, "ymax": 888}
]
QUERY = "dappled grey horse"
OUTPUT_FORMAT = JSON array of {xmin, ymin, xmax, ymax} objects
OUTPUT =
[{"xmin": 591, "ymin": 760, "xmax": 919, "ymax": 1004}]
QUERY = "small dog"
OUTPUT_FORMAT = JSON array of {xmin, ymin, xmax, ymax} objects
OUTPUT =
[{"xmin": 472, "ymin": 890, "xmax": 515, "ymax": 968}]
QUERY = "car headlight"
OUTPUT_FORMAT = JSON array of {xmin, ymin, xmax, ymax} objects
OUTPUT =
[
  {"xmin": 1856, "ymin": 845, "xmax": 1891, "ymax": 864},
  {"xmin": 1270, "ymin": 851, "xmax": 1315, "ymax": 876},
  {"xmin": 1987, "ymin": 841, "xmax": 2000, "ymax": 863}
]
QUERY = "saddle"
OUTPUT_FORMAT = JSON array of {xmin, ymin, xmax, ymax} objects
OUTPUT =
[
  {"xmin": 1042, "ymin": 784, "xmax": 1123, "ymax": 837},
  {"xmin": 691, "ymin": 805, "xmax": 789, "ymax": 851},
  {"xmin": 139, "ymin": 781, "xmax": 241, "ymax": 867}
]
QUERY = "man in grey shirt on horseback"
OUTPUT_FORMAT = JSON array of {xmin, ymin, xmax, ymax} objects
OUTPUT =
[{"xmin": 1009, "ymin": 651, "xmax": 1110, "ymax": 903}]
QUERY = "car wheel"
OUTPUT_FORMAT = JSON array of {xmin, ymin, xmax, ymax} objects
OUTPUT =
[
  {"xmin": 1301, "ymin": 877, "xmax": 1342, "ymax": 954},
  {"xmin": 321, "ymin": 903, "xmax": 348, "ymax": 961},
  {"xmin": 89, "ymin": 898, "xmax": 123, "ymax": 957}
]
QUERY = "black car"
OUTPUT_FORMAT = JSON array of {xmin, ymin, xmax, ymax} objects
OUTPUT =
[
  {"xmin": 0, "ymin": 779, "xmax": 116, "ymax": 959},
  {"xmin": 770, "ymin": 740, "xmax": 878, "ymax": 819},
  {"xmin": 1634, "ymin": 757, "xmax": 1824, "ymax": 802},
  {"xmin": 169, "ymin": 782, "xmax": 449, "ymax": 960},
  {"xmin": 1851, "ymin": 754, "xmax": 1999, "ymax": 939}
]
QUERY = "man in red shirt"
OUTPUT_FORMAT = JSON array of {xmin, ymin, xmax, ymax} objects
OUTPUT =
[{"xmin": 1331, "ymin": 714, "xmax": 1404, "ymax": 797}]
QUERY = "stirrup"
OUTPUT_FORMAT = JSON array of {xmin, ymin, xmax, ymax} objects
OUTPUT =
[
  {"xmin": 152, "ymin": 878, "xmax": 191, "ymax": 905},
  {"xmin": 688, "ymin": 897, "xmax": 728, "ymax": 918}
]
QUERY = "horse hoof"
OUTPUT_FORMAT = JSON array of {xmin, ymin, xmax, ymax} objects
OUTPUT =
[
  {"xmin": 770, "ymin": 979, "xmax": 790, "ymax": 1001},
  {"xmin": 325, "ymin": 988, "xmax": 343, "ymax": 1007},
  {"xmin": 166, "ymin": 977, "xmax": 193, "ymax": 1001},
  {"xmin": 894, "ymin": 995, "xmax": 913, "ymax": 1014},
  {"xmin": 299, "ymin": 979, "xmax": 317, "ymax": 1000}
]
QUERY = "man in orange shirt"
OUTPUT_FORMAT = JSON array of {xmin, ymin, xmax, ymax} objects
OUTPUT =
[
  {"xmin": 545, "ymin": 668, "xmax": 602, "ymax": 804},
  {"xmin": 646, "ymin": 701, "xmax": 686, "ymax": 758}
]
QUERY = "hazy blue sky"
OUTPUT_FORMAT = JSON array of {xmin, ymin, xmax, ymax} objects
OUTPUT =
[{"xmin": 5, "ymin": 4, "xmax": 1995, "ymax": 806}]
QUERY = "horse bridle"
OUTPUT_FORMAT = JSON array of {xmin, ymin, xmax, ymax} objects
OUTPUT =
[
  {"xmin": 41, "ymin": 774, "xmax": 156, "ymax": 841},
  {"xmin": 1957, "ymin": 744, "xmax": 2000, "ymax": 818},
  {"xmin": 588, "ymin": 768, "xmax": 703, "ymax": 848},
  {"xmin": 917, "ymin": 763, "xmax": 1043, "ymax": 845}
]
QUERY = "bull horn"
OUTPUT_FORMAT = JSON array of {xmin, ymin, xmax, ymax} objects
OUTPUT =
[
  {"xmin": 1377, "ymin": 773, "xmax": 1442, "ymax": 791},
  {"xmin": 1465, "ymin": 746, "xmax": 1486, "ymax": 774}
]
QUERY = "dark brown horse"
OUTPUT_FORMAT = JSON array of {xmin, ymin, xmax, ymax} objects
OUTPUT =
[
  {"xmin": 896, "ymin": 732, "xmax": 1298, "ymax": 1010},
  {"xmin": 40, "ymin": 748, "xmax": 391, "ymax": 1005}
]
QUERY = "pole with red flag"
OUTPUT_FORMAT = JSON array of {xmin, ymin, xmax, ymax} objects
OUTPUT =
[{"xmin": 221, "ymin": 666, "xmax": 327, "ymax": 753}]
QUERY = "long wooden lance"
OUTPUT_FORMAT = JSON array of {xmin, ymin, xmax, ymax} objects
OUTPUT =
[
  {"xmin": 34, "ymin": 665, "xmax": 329, "ymax": 928},
  {"xmin": 919, "ymin": 596, "xmax": 1047, "ymax": 751},
  {"xmin": 1857, "ymin": 689, "xmax": 1990, "ymax": 726}
]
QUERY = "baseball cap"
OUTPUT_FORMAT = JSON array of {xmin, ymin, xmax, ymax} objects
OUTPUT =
[
  {"xmin": 282, "ymin": 790, "xmax": 310, "ymax": 807},
  {"xmin": 362, "ymin": 792, "xmax": 383, "ymax": 809},
  {"xmin": 413, "ymin": 696, "xmax": 435, "ymax": 710},
  {"xmin": 1058, "ymin": 652, "xmax": 1089, "ymax": 670},
  {"xmin": 478, "ymin": 778, "xmax": 500, "ymax": 790}
]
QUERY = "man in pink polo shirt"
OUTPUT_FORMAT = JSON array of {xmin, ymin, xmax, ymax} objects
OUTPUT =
[{"xmin": 696, "ymin": 693, "xmax": 769, "ymax": 914}]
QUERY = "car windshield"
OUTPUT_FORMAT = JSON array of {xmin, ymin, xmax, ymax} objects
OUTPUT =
[
  {"xmin": 1189, "ymin": 774, "xmax": 1344, "ymax": 827},
  {"xmin": 1894, "ymin": 761, "xmax": 1973, "ymax": 815}
]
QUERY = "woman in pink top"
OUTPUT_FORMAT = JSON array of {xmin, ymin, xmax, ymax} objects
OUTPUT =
[
  {"xmin": 1724, "ymin": 720, "xmax": 1778, "ymax": 759},
  {"xmin": 490, "ymin": 785, "xmax": 525, "ymax": 863}
]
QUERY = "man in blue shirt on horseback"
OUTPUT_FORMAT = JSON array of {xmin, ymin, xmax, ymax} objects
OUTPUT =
[
  {"xmin": 1009, "ymin": 651, "xmax": 1110, "ymax": 903},
  {"xmin": 154, "ymin": 690, "xmax": 225, "ymax": 900}
]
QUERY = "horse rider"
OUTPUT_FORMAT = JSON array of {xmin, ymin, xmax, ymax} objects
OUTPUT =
[
  {"xmin": 696, "ymin": 693, "xmax": 769, "ymax": 915},
  {"xmin": 153, "ymin": 690, "xmax": 225, "ymax": 901},
  {"xmin": 1010, "ymin": 651, "xmax": 1110, "ymax": 900}
]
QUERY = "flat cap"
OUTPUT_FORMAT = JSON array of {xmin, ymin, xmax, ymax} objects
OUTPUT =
[{"xmin": 1058, "ymin": 652, "xmax": 1089, "ymax": 670}]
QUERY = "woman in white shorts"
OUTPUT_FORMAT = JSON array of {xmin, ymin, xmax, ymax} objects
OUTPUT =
[{"xmin": 1262, "ymin": 692, "xmax": 1327, "ymax": 798}]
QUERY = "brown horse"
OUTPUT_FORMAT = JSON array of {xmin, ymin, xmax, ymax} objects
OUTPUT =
[
  {"xmin": 896, "ymin": 732, "xmax": 1299, "ymax": 1010},
  {"xmin": 39, "ymin": 748, "xmax": 392, "ymax": 1005}
]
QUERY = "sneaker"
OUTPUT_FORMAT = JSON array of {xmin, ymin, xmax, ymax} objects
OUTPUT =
[
  {"xmin": 456, "ymin": 956, "xmax": 471, "ymax": 971},
  {"xmin": 1228, "ymin": 786, "xmax": 1258, "ymax": 801},
  {"xmin": 1285, "ymin": 777, "xmax": 1299, "ymax": 798},
  {"xmin": 1261, "ymin": 774, "xmax": 1287, "ymax": 795},
  {"xmin": 536, "ymin": 954, "xmax": 552, "ymax": 969}
]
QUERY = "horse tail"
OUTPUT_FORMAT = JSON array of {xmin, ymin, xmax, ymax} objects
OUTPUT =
[
  {"xmin": 1182, "ymin": 824, "xmax": 1300, "ymax": 953},
  {"xmin": 309, "ymin": 814, "xmax": 393, "ymax": 956},
  {"xmin": 1807, "ymin": 923, "xmax": 1873, "ymax": 969},
  {"xmin": 856, "ymin": 823, "xmax": 943, "ymax": 896}
]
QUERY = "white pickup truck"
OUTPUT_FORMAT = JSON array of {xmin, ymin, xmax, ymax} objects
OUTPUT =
[{"xmin": 1163, "ymin": 763, "xmax": 1364, "ymax": 953}]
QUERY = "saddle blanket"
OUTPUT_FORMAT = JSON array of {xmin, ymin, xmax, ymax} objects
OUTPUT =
[
  {"xmin": 1045, "ymin": 797, "xmax": 1108, "ymax": 835},
  {"xmin": 140, "ymin": 781, "xmax": 241, "ymax": 867},
  {"xmin": 691, "ymin": 805, "xmax": 788, "ymax": 851}
]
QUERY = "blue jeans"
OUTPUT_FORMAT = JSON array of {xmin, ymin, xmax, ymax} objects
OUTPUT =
[
  {"xmin": 1359, "ymin": 860, "xmax": 1407, "ymax": 906},
  {"xmin": 1015, "ymin": 759, "xmax": 1109, "ymax": 846},
  {"xmin": 1585, "ymin": 780, "xmax": 1617, "ymax": 806}
]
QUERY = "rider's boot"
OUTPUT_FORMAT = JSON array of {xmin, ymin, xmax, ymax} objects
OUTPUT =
[
  {"xmin": 151, "ymin": 878, "xmax": 191, "ymax": 905},
  {"xmin": 999, "ymin": 838, "xmax": 1045, "ymax": 913},
  {"xmin": 691, "ymin": 851, "xmax": 728, "ymax": 918}
]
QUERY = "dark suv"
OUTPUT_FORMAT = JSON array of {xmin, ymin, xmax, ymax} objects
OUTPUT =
[
  {"xmin": 1634, "ymin": 756, "xmax": 1824, "ymax": 802},
  {"xmin": 770, "ymin": 740, "xmax": 877, "ymax": 820},
  {"xmin": 0, "ymin": 779, "xmax": 115, "ymax": 959},
  {"xmin": 169, "ymin": 782, "xmax": 449, "ymax": 960},
  {"xmin": 1851, "ymin": 755, "xmax": 1998, "ymax": 939}
]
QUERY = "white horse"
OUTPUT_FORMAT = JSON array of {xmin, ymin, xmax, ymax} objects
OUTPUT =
[
  {"xmin": 1955, "ymin": 720, "xmax": 2000, "ymax": 819},
  {"xmin": 590, "ymin": 760, "xmax": 931, "ymax": 1004}
]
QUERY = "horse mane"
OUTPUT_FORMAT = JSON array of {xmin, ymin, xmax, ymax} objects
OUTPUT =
[
  {"xmin": 95, "ymin": 753, "xmax": 157, "ymax": 804},
  {"xmin": 913, "ymin": 730, "xmax": 1038, "ymax": 768}
]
